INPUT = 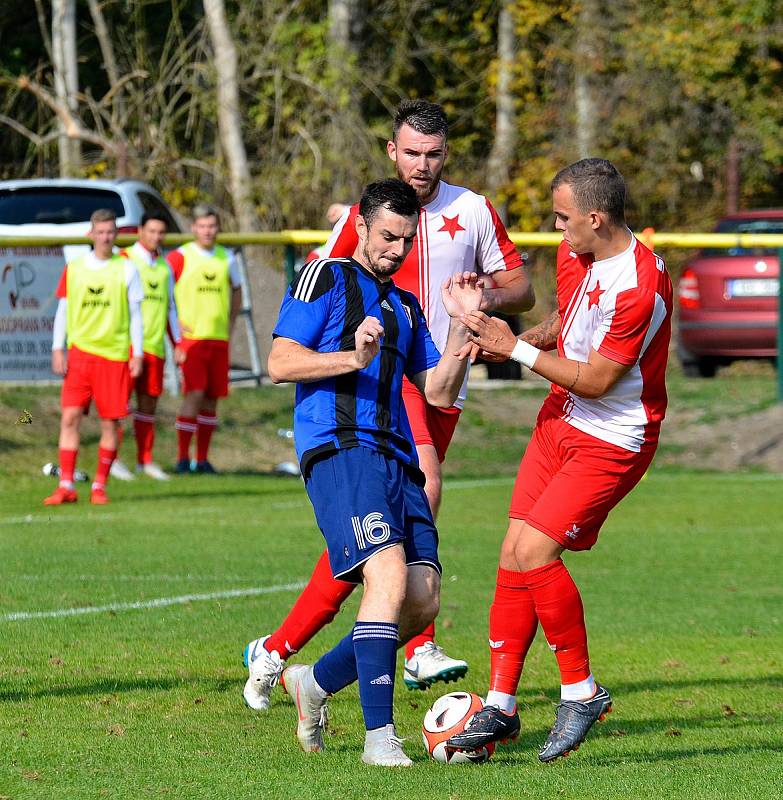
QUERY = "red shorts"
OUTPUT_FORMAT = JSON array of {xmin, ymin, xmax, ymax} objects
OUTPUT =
[
  {"xmin": 179, "ymin": 338, "xmax": 229, "ymax": 398},
  {"xmin": 61, "ymin": 346, "xmax": 131, "ymax": 420},
  {"xmin": 135, "ymin": 352, "xmax": 165, "ymax": 398},
  {"xmin": 509, "ymin": 408, "xmax": 655, "ymax": 551},
  {"xmin": 402, "ymin": 378, "xmax": 461, "ymax": 463}
]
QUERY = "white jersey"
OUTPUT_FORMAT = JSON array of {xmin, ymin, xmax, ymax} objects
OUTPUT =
[
  {"xmin": 323, "ymin": 180, "xmax": 523, "ymax": 406},
  {"xmin": 550, "ymin": 236, "xmax": 673, "ymax": 451}
]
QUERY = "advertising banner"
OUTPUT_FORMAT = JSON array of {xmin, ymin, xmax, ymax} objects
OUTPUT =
[{"xmin": 0, "ymin": 246, "xmax": 64, "ymax": 381}]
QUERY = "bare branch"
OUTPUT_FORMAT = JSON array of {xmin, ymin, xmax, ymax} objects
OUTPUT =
[{"xmin": 33, "ymin": 0, "xmax": 53, "ymax": 63}]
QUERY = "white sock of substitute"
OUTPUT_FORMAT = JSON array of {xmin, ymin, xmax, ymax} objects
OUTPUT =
[
  {"xmin": 485, "ymin": 690, "xmax": 517, "ymax": 714},
  {"xmin": 561, "ymin": 674, "xmax": 596, "ymax": 701}
]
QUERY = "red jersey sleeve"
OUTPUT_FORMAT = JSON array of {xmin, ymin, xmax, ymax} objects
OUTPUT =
[
  {"xmin": 477, "ymin": 198, "xmax": 523, "ymax": 273},
  {"xmin": 594, "ymin": 288, "xmax": 657, "ymax": 365},
  {"xmin": 166, "ymin": 249, "xmax": 185, "ymax": 281},
  {"xmin": 55, "ymin": 266, "xmax": 68, "ymax": 298},
  {"xmin": 321, "ymin": 204, "xmax": 360, "ymax": 258}
]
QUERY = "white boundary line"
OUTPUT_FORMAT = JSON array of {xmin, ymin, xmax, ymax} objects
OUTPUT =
[{"xmin": 1, "ymin": 581, "xmax": 306, "ymax": 623}]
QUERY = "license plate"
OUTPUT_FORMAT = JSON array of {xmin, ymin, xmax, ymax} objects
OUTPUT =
[{"xmin": 725, "ymin": 278, "xmax": 779, "ymax": 297}]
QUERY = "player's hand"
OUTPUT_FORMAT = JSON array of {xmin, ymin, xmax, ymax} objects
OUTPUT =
[
  {"xmin": 129, "ymin": 355, "xmax": 143, "ymax": 378},
  {"xmin": 51, "ymin": 348, "xmax": 67, "ymax": 376},
  {"xmin": 441, "ymin": 271, "xmax": 482, "ymax": 320},
  {"xmin": 174, "ymin": 345, "xmax": 186, "ymax": 365},
  {"xmin": 353, "ymin": 315, "xmax": 384, "ymax": 370},
  {"xmin": 453, "ymin": 341, "xmax": 508, "ymax": 363},
  {"xmin": 459, "ymin": 311, "xmax": 516, "ymax": 359}
]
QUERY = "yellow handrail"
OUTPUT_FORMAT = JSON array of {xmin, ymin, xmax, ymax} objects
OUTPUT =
[{"xmin": 2, "ymin": 231, "xmax": 783, "ymax": 249}]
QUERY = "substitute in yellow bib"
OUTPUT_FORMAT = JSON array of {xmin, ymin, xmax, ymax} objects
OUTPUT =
[
  {"xmin": 113, "ymin": 213, "xmax": 185, "ymax": 481},
  {"xmin": 45, "ymin": 209, "xmax": 144, "ymax": 506},
  {"xmin": 167, "ymin": 204, "xmax": 242, "ymax": 474}
]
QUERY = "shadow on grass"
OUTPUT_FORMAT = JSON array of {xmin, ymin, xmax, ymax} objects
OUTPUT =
[{"xmin": 0, "ymin": 673, "xmax": 236, "ymax": 703}]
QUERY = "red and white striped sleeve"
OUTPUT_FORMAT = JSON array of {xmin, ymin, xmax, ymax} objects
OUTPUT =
[
  {"xmin": 320, "ymin": 204, "xmax": 360, "ymax": 258},
  {"xmin": 475, "ymin": 198, "xmax": 523, "ymax": 275}
]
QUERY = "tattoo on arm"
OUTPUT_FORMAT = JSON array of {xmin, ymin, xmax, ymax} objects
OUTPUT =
[{"xmin": 520, "ymin": 311, "xmax": 561, "ymax": 350}]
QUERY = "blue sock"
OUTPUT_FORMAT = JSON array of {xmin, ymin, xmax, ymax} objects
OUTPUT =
[
  {"xmin": 353, "ymin": 621, "xmax": 399, "ymax": 730},
  {"xmin": 313, "ymin": 630, "xmax": 357, "ymax": 695}
]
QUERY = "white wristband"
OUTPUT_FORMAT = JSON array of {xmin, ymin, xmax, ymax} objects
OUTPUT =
[{"xmin": 510, "ymin": 339, "xmax": 541, "ymax": 369}]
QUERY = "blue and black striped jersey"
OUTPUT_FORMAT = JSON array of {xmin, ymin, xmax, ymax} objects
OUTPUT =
[{"xmin": 272, "ymin": 257, "xmax": 442, "ymax": 476}]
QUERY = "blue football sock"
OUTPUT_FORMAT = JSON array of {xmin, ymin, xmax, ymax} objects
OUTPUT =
[
  {"xmin": 353, "ymin": 621, "xmax": 399, "ymax": 730},
  {"xmin": 313, "ymin": 629, "xmax": 357, "ymax": 695}
]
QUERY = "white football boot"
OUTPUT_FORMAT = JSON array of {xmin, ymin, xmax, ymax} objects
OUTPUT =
[
  {"xmin": 242, "ymin": 635, "xmax": 284, "ymax": 711},
  {"xmin": 282, "ymin": 664, "xmax": 328, "ymax": 752},
  {"xmin": 362, "ymin": 724, "xmax": 413, "ymax": 767},
  {"xmin": 109, "ymin": 459, "xmax": 135, "ymax": 481},
  {"xmin": 403, "ymin": 641, "xmax": 468, "ymax": 690},
  {"xmin": 136, "ymin": 462, "xmax": 170, "ymax": 481}
]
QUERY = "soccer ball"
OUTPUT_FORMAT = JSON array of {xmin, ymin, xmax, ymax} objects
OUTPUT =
[{"xmin": 422, "ymin": 691, "xmax": 495, "ymax": 764}]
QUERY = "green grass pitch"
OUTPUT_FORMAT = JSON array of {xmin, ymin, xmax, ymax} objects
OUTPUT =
[{"xmin": 1, "ymin": 468, "xmax": 781, "ymax": 799}]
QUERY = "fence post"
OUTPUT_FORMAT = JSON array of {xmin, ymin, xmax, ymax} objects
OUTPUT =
[{"xmin": 778, "ymin": 247, "xmax": 783, "ymax": 402}]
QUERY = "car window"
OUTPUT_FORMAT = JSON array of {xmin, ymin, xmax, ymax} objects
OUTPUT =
[
  {"xmin": 703, "ymin": 217, "xmax": 783, "ymax": 257},
  {"xmin": 138, "ymin": 192, "xmax": 180, "ymax": 232},
  {"xmin": 0, "ymin": 187, "xmax": 125, "ymax": 224}
]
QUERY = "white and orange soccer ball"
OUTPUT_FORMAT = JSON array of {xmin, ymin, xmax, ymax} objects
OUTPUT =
[{"xmin": 422, "ymin": 691, "xmax": 495, "ymax": 764}]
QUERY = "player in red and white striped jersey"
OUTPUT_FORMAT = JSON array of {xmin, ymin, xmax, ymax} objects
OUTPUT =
[
  {"xmin": 446, "ymin": 158, "xmax": 672, "ymax": 762},
  {"xmin": 242, "ymin": 100, "xmax": 535, "ymax": 710}
]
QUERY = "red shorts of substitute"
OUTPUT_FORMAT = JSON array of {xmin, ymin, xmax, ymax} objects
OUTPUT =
[
  {"xmin": 179, "ymin": 338, "xmax": 229, "ymax": 398},
  {"xmin": 509, "ymin": 405, "xmax": 656, "ymax": 551},
  {"xmin": 134, "ymin": 352, "xmax": 165, "ymax": 398},
  {"xmin": 402, "ymin": 377, "xmax": 461, "ymax": 463},
  {"xmin": 61, "ymin": 346, "xmax": 131, "ymax": 420}
]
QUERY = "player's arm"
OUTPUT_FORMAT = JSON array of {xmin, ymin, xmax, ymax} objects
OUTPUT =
[
  {"xmin": 480, "ymin": 266, "xmax": 535, "ymax": 314},
  {"xmin": 409, "ymin": 272, "xmax": 480, "ymax": 407},
  {"xmin": 460, "ymin": 311, "xmax": 634, "ymax": 399},
  {"xmin": 227, "ymin": 251, "xmax": 243, "ymax": 337},
  {"xmin": 125, "ymin": 263, "xmax": 144, "ymax": 378},
  {"xmin": 268, "ymin": 316, "xmax": 383, "ymax": 384},
  {"xmin": 519, "ymin": 310, "xmax": 561, "ymax": 351},
  {"xmin": 51, "ymin": 297, "xmax": 68, "ymax": 375}
]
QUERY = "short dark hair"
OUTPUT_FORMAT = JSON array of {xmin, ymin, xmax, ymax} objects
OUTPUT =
[
  {"xmin": 359, "ymin": 179, "xmax": 420, "ymax": 228},
  {"xmin": 392, "ymin": 99, "xmax": 448, "ymax": 142},
  {"xmin": 551, "ymin": 158, "xmax": 627, "ymax": 226},
  {"xmin": 140, "ymin": 212, "xmax": 168, "ymax": 228}
]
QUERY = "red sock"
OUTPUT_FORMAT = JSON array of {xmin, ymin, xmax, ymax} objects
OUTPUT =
[
  {"xmin": 265, "ymin": 550, "xmax": 355, "ymax": 659},
  {"xmin": 94, "ymin": 446, "xmax": 117, "ymax": 489},
  {"xmin": 488, "ymin": 567, "xmax": 540, "ymax": 694},
  {"xmin": 523, "ymin": 558, "xmax": 590, "ymax": 684},
  {"xmin": 405, "ymin": 622, "xmax": 436, "ymax": 659},
  {"xmin": 59, "ymin": 447, "xmax": 78, "ymax": 487},
  {"xmin": 196, "ymin": 411, "xmax": 217, "ymax": 462},
  {"xmin": 176, "ymin": 416, "xmax": 197, "ymax": 461},
  {"xmin": 134, "ymin": 412, "xmax": 156, "ymax": 464}
]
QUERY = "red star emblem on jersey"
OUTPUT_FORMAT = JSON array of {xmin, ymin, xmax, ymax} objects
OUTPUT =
[
  {"xmin": 438, "ymin": 214, "xmax": 465, "ymax": 240},
  {"xmin": 587, "ymin": 281, "xmax": 604, "ymax": 309}
]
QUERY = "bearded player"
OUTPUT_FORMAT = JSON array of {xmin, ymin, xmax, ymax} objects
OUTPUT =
[{"xmin": 242, "ymin": 100, "xmax": 535, "ymax": 711}]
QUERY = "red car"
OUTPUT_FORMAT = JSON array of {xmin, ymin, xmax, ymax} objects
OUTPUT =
[{"xmin": 677, "ymin": 210, "xmax": 782, "ymax": 377}]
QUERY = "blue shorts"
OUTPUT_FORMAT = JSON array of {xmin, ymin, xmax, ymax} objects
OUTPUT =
[{"xmin": 305, "ymin": 447, "xmax": 441, "ymax": 583}]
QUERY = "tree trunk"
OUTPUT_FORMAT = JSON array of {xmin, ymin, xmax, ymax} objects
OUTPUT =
[
  {"xmin": 329, "ymin": 0, "xmax": 362, "ymax": 52},
  {"xmin": 487, "ymin": 1, "xmax": 516, "ymax": 223},
  {"xmin": 203, "ymin": 0, "xmax": 258, "ymax": 231},
  {"xmin": 574, "ymin": 0, "xmax": 598, "ymax": 159},
  {"xmin": 52, "ymin": 0, "xmax": 81, "ymax": 175},
  {"xmin": 725, "ymin": 136, "xmax": 740, "ymax": 214}
]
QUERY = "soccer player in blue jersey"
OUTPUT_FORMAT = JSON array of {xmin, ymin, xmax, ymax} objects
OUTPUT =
[{"xmin": 268, "ymin": 178, "xmax": 482, "ymax": 767}]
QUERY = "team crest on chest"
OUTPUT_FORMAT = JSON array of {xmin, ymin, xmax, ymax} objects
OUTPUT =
[
  {"xmin": 438, "ymin": 214, "xmax": 465, "ymax": 240},
  {"xmin": 586, "ymin": 281, "xmax": 604, "ymax": 309}
]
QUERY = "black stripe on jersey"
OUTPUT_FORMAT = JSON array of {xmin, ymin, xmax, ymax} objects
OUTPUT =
[
  {"xmin": 290, "ymin": 259, "xmax": 342, "ymax": 303},
  {"xmin": 333, "ymin": 262, "xmax": 365, "ymax": 449},
  {"xmin": 374, "ymin": 282, "xmax": 399, "ymax": 441}
]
